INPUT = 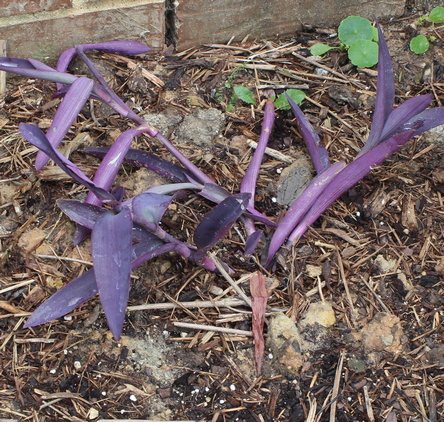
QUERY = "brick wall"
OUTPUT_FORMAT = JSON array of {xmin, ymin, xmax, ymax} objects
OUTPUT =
[
  {"xmin": 0, "ymin": 0, "xmax": 419, "ymax": 63},
  {"xmin": 0, "ymin": 0, "xmax": 165, "ymax": 63}
]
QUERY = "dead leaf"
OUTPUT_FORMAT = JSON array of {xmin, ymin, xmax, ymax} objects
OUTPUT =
[{"xmin": 250, "ymin": 271, "xmax": 267, "ymax": 375}]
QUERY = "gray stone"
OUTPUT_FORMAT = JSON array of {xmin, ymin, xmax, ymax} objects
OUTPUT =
[
  {"xmin": 175, "ymin": 108, "xmax": 225, "ymax": 148},
  {"xmin": 276, "ymin": 156, "xmax": 314, "ymax": 206}
]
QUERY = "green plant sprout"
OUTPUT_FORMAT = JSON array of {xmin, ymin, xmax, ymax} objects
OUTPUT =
[
  {"xmin": 310, "ymin": 16, "xmax": 378, "ymax": 68},
  {"xmin": 410, "ymin": 34, "xmax": 430, "ymax": 54},
  {"xmin": 410, "ymin": 6, "xmax": 444, "ymax": 54},
  {"xmin": 429, "ymin": 6, "xmax": 444, "ymax": 24}
]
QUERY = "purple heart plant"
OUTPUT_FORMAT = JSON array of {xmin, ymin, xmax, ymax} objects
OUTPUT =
[{"xmin": 2, "ymin": 27, "xmax": 444, "ymax": 339}]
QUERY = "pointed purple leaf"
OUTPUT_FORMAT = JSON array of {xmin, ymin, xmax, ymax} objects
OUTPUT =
[
  {"xmin": 241, "ymin": 100, "xmax": 275, "ymax": 207},
  {"xmin": 0, "ymin": 59, "xmax": 77, "ymax": 84},
  {"xmin": 132, "ymin": 193, "xmax": 175, "ymax": 225},
  {"xmin": 92, "ymin": 208, "xmax": 133, "ymax": 340},
  {"xmin": 287, "ymin": 93, "xmax": 330, "ymax": 173},
  {"xmin": 77, "ymin": 41, "xmax": 151, "ymax": 55},
  {"xmin": 288, "ymin": 130, "xmax": 415, "ymax": 244},
  {"xmin": 361, "ymin": 24, "xmax": 395, "ymax": 154},
  {"xmin": 265, "ymin": 161, "xmax": 346, "ymax": 267},
  {"xmin": 84, "ymin": 147, "xmax": 193, "ymax": 183},
  {"xmin": 83, "ymin": 125, "xmax": 153, "ymax": 209},
  {"xmin": 379, "ymin": 94, "xmax": 432, "ymax": 142},
  {"xmin": 24, "ymin": 268, "xmax": 98, "ymax": 328},
  {"xmin": 19, "ymin": 123, "xmax": 116, "ymax": 203},
  {"xmin": 24, "ymin": 230, "xmax": 165, "ymax": 328},
  {"xmin": 35, "ymin": 77, "xmax": 94, "ymax": 170},
  {"xmin": 194, "ymin": 193, "xmax": 250, "ymax": 250},
  {"xmin": 58, "ymin": 199, "xmax": 110, "ymax": 229},
  {"xmin": 399, "ymin": 107, "xmax": 444, "ymax": 137},
  {"xmin": 244, "ymin": 230, "xmax": 263, "ymax": 255}
]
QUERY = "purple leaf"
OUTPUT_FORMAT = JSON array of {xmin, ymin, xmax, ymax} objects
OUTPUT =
[
  {"xmin": 92, "ymin": 208, "xmax": 133, "ymax": 340},
  {"xmin": 84, "ymin": 147, "xmax": 193, "ymax": 183},
  {"xmin": 241, "ymin": 100, "xmax": 275, "ymax": 207},
  {"xmin": 0, "ymin": 57, "xmax": 77, "ymax": 85},
  {"xmin": 35, "ymin": 77, "xmax": 94, "ymax": 170},
  {"xmin": 78, "ymin": 41, "xmax": 152, "ymax": 55},
  {"xmin": 379, "ymin": 94, "xmax": 432, "ymax": 142},
  {"xmin": 399, "ymin": 106, "xmax": 444, "ymax": 137},
  {"xmin": 132, "ymin": 193, "xmax": 175, "ymax": 225},
  {"xmin": 19, "ymin": 123, "xmax": 116, "ymax": 203},
  {"xmin": 24, "ymin": 231, "xmax": 166, "ymax": 328},
  {"xmin": 24, "ymin": 268, "xmax": 98, "ymax": 328},
  {"xmin": 82, "ymin": 125, "xmax": 153, "ymax": 212},
  {"xmin": 288, "ymin": 130, "xmax": 415, "ymax": 244},
  {"xmin": 58, "ymin": 199, "xmax": 110, "ymax": 229},
  {"xmin": 244, "ymin": 230, "xmax": 263, "ymax": 255},
  {"xmin": 194, "ymin": 193, "xmax": 250, "ymax": 250},
  {"xmin": 287, "ymin": 93, "xmax": 330, "ymax": 173},
  {"xmin": 265, "ymin": 161, "xmax": 346, "ymax": 267},
  {"xmin": 361, "ymin": 24, "xmax": 395, "ymax": 154}
]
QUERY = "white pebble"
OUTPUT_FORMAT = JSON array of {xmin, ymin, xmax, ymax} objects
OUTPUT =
[{"xmin": 129, "ymin": 394, "xmax": 137, "ymax": 402}]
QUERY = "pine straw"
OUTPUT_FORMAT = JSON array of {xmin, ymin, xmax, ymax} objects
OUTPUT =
[{"xmin": 1, "ymin": 15, "xmax": 444, "ymax": 421}]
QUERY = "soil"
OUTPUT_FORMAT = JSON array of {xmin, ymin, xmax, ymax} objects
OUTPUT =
[{"xmin": 1, "ymin": 12, "xmax": 444, "ymax": 422}]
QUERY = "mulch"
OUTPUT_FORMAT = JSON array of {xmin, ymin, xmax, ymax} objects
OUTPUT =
[{"xmin": 1, "ymin": 13, "xmax": 444, "ymax": 422}]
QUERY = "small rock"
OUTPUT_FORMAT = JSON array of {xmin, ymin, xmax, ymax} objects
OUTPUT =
[
  {"xmin": 87, "ymin": 407, "xmax": 99, "ymax": 420},
  {"xmin": 142, "ymin": 109, "xmax": 183, "ymax": 133},
  {"xmin": 268, "ymin": 313, "xmax": 304, "ymax": 376},
  {"xmin": 18, "ymin": 228, "xmax": 47, "ymax": 253},
  {"xmin": 359, "ymin": 312, "xmax": 404, "ymax": 354},
  {"xmin": 175, "ymin": 108, "xmax": 225, "ymax": 148},
  {"xmin": 276, "ymin": 156, "xmax": 313, "ymax": 206},
  {"xmin": 300, "ymin": 301, "xmax": 336, "ymax": 328},
  {"xmin": 423, "ymin": 124, "xmax": 444, "ymax": 146},
  {"xmin": 374, "ymin": 254, "xmax": 397, "ymax": 273}
]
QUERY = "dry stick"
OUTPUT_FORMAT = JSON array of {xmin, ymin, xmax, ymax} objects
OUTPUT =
[
  {"xmin": 336, "ymin": 250, "xmax": 356, "ymax": 324},
  {"xmin": 329, "ymin": 351, "xmax": 345, "ymax": 422},
  {"xmin": 127, "ymin": 298, "xmax": 246, "ymax": 312},
  {"xmin": 363, "ymin": 385, "xmax": 375, "ymax": 422},
  {"xmin": 0, "ymin": 40, "xmax": 6, "ymax": 94},
  {"xmin": 209, "ymin": 253, "xmax": 252, "ymax": 308},
  {"xmin": 173, "ymin": 321, "xmax": 252, "ymax": 337},
  {"xmin": 246, "ymin": 139, "xmax": 293, "ymax": 163},
  {"xmin": 291, "ymin": 51, "xmax": 350, "ymax": 81},
  {"xmin": 305, "ymin": 96, "xmax": 363, "ymax": 144},
  {"xmin": 359, "ymin": 275, "xmax": 392, "ymax": 313}
]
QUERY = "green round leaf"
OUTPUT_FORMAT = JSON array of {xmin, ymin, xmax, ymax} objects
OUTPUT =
[
  {"xmin": 233, "ymin": 85, "xmax": 256, "ymax": 106},
  {"xmin": 338, "ymin": 16, "xmax": 374, "ymax": 46},
  {"xmin": 310, "ymin": 43, "xmax": 334, "ymax": 56},
  {"xmin": 430, "ymin": 6, "xmax": 444, "ymax": 24},
  {"xmin": 274, "ymin": 89, "xmax": 306, "ymax": 110},
  {"xmin": 348, "ymin": 39, "xmax": 379, "ymax": 68},
  {"xmin": 410, "ymin": 35, "xmax": 430, "ymax": 54}
]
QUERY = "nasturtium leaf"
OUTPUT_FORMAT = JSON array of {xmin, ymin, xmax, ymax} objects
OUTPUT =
[
  {"xmin": 348, "ymin": 39, "xmax": 379, "ymax": 68},
  {"xmin": 338, "ymin": 16, "xmax": 374, "ymax": 46},
  {"xmin": 92, "ymin": 208, "xmax": 133, "ymax": 340},
  {"xmin": 274, "ymin": 89, "xmax": 306, "ymax": 110},
  {"xmin": 430, "ymin": 6, "xmax": 444, "ymax": 24},
  {"xmin": 310, "ymin": 43, "xmax": 335, "ymax": 56},
  {"xmin": 372, "ymin": 26, "xmax": 379, "ymax": 42},
  {"xmin": 410, "ymin": 35, "xmax": 430, "ymax": 54},
  {"xmin": 234, "ymin": 85, "xmax": 256, "ymax": 106}
]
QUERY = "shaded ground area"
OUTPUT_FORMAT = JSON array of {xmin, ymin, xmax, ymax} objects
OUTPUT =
[{"xmin": 1, "ymin": 13, "xmax": 444, "ymax": 422}]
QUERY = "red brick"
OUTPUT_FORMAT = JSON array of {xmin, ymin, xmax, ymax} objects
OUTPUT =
[
  {"xmin": 0, "ymin": 3, "xmax": 164, "ymax": 64},
  {"xmin": 0, "ymin": 0, "xmax": 72, "ymax": 18}
]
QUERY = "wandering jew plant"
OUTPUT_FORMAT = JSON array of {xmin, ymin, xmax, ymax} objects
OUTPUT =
[{"xmin": 2, "ymin": 27, "xmax": 444, "ymax": 339}]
